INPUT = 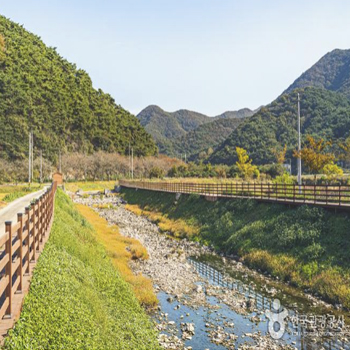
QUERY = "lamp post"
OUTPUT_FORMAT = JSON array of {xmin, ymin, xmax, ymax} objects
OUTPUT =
[
  {"xmin": 129, "ymin": 136, "xmax": 135, "ymax": 179},
  {"xmin": 297, "ymin": 93, "xmax": 302, "ymax": 188}
]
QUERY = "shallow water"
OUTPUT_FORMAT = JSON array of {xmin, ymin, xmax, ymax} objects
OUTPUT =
[{"xmin": 154, "ymin": 254, "xmax": 350, "ymax": 350}]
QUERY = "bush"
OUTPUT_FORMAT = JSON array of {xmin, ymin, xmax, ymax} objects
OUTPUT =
[
  {"xmin": 259, "ymin": 163, "xmax": 285, "ymax": 178},
  {"xmin": 149, "ymin": 166, "xmax": 164, "ymax": 179}
]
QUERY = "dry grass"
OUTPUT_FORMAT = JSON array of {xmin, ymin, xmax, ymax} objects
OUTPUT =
[
  {"xmin": 75, "ymin": 204, "xmax": 158, "ymax": 308},
  {"xmin": 0, "ymin": 193, "xmax": 7, "ymax": 209},
  {"xmin": 65, "ymin": 181, "xmax": 117, "ymax": 192},
  {"xmin": 125, "ymin": 204, "xmax": 199, "ymax": 238}
]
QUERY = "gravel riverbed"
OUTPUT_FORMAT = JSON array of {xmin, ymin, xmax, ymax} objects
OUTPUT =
[{"xmin": 72, "ymin": 194, "xmax": 333, "ymax": 350}]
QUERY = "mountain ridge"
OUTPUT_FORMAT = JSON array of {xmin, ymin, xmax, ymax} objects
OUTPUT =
[
  {"xmin": 136, "ymin": 105, "xmax": 254, "ymax": 158},
  {"xmin": 284, "ymin": 48, "xmax": 350, "ymax": 98},
  {"xmin": 209, "ymin": 48, "xmax": 350, "ymax": 166},
  {"xmin": 209, "ymin": 87, "xmax": 350, "ymax": 165},
  {"xmin": 0, "ymin": 15, "xmax": 157, "ymax": 161}
]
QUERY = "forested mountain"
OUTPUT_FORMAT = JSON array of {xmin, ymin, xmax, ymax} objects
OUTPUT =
[
  {"xmin": 284, "ymin": 49, "xmax": 350, "ymax": 98},
  {"xmin": 0, "ymin": 15, "xmax": 157, "ymax": 161},
  {"xmin": 136, "ymin": 105, "xmax": 210, "ymax": 154},
  {"xmin": 209, "ymin": 87, "xmax": 350, "ymax": 165},
  {"xmin": 172, "ymin": 118, "xmax": 244, "ymax": 160},
  {"xmin": 137, "ymin": 105, "xmax": 254, "ymax": 157},
  {"xmin": 216, "ymin": 108, "xmax": 257, "ymax": 120}
]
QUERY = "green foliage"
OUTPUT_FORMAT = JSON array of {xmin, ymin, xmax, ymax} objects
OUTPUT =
[
  {"xmin": 210, "ymin": 88, "xmax": 350, "ymax": 165},
  {"xmin": 235, "ymin": 147, "xmax": 259, "ymax": 179},
  {"xmin": 4, "ymin": 190, "xmax": 160, "ymax": 350},
  {"xmin": 273, "ymin": 172, "xmax": 295, "ymax": 184},
  {"xmin": 122, "ymin": 188, "xmax": 350, "ymax": 308},
  {"xmin": 259, "ymin": 164, "xmax": 285, "ymax": 178},
  {"xmin": 137, "ymin": 105, "xmax": 252, "ymax": 160},
  {"xmin": 0, "ymin": 15, "xmax": 157, "ymax": 161},
  {"xmin": 322, "ymin": 161, "xmax": 344, "ymax": 178},
  {"xmin": 284, "ymin": 48, "xmax": 350, "ymax": 99},
  {"xmin": 0, "ymin": 185, "xmax": 41, "ymax": 203},
  {"xmin": 149, "ymin": 166, "xmax": 164, "ymax": 179}
]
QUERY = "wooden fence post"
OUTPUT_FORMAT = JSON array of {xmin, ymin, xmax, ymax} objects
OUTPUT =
[
  {"xmin": 31, "ymin": 201, "xmax": 36, "ymax": 262},
  {"xmin": 5, "ymin": 221, "xmax": 12, "ymax": 317},
  {"xmin": 17, "ymin": 213, "xmax": 23, "ymax": 292},
  {"xmin": 25, "ymin": 207, "xmax": 30, "ymax": 274},
  {"xmin": 39, "ymin": 196, "xmax": 43, "ymax": 244}
]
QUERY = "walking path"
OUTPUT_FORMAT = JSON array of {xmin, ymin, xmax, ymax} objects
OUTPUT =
[{"xmin": 0, "ymin": 188, "xmax": 47, "ymax": 235}]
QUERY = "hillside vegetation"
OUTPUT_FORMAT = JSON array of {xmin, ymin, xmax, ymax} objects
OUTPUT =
[
  {"xmin": 284, "ymin": 49, "xmax": 350, "ymax": 98},
  {"xmin": 172, "ymin": 118, "xmax": 244, "ymax": 160},
  {"xmin": 4, "ymin": 190, "xmax": 160, "ymax": 350},
  {"xmin": 122, "ymin": 188, "xmax": 350, "ymax": 309},
  {"xmin": 210, "ymin": 87, "xmax": 350, "ymax": 165},
  {"xmin": 0, "ymin": 15, "xmax": 157, "ymax": 161},
  {"xmin": 137, "ymin": 105, "xmax": 253, "ymax": 158}
]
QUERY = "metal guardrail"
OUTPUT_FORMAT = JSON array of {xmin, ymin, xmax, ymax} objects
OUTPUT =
[
  {"xmin": 119, "ymin": 180, "xmax": 350, "ymax": 209},
  {"xmin": 0, "ymin": 182, "xmax": 57, "ymax": 319}
]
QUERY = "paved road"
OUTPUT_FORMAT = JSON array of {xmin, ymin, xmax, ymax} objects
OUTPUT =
[{"xmin": 0, "ymin": 188, "xmax": 47, "ymax": 235}]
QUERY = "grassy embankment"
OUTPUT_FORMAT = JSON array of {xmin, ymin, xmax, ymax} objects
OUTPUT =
[
  {"xmin": 122, "ymin": 187, "xmax": 350, "ymax": 309},
  {"xmin": 4, "ymin": 190, "xmax": 160, "ymax": 350},
  {"xmin": 0, "ymin": 185, "xmax": 42, "ymax": 208}
]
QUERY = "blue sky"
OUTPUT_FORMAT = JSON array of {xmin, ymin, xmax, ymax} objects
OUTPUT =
[{"xmin": 1, "ymin": 1, "xmax": 350, "ymax": 115}]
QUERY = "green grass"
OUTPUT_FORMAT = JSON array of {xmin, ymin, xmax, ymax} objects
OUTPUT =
[
  {"xmin": 0, "ymin": 185, "xmax": 42, "ymax": 208},
  {"xmin": 122, "ymin": 188, "xmax": 350, "ymax": 309},
  {"xmin": 4, "ymin": 190, "xmax": 160, "ymax": 350}
]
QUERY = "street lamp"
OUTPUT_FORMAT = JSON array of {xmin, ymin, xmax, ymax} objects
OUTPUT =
[
  {"xmin": 129, "ymin": 135, "xmax": 135, "ymax": 179},
  {"xmin": 297, "ymin": 93, "xmax": 302, "ymax": 187}
]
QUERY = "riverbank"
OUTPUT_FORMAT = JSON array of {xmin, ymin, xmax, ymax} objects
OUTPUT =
[
  {"xmin": 75, "ymin": 194, "xmax": 301, "ymax": 350},
  {"xmin": 4, "ymin": 190, "xmax": 160, "ymax": 350},
  {"xmin": 121, "ymin": 187, "xmax": 350, "ymax": 311}
]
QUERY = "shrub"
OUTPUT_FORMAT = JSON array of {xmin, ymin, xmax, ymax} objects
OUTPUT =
[{"xmin": 149, "ymin": 166, "xmax": 165, "ymax": 179}]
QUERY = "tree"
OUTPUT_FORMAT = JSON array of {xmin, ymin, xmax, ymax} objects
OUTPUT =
[
  {"xmin": 272, "ymin": 144, "xmax": 287, "ymax": 165},
  {"xmin": 339, "ymin": 136, "xmax": 350, "ymax": 167},
  {"xmin": 149, "ymin": 166, "xmax": 164, "ymax": 179},
  {"xmin": 293, "ymin": 135, "xmax": 335, "ymax": 181},
  {"xmin": 214, "ymin": 165, "xmax": 227, "ymax": 178},
  {"xmin": 322, "ymin": 162, "xmax": 343, "ymax": 180},
  {"xmin": 207, "ymin": 147, "xmax": 214, "ymax": 156},
  {"xmin": 236, "ymin": 147, "xmax": 258, "ymax": 179}
]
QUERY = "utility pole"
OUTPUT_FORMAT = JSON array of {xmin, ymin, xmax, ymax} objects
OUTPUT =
[
  {"xmin": 40, "ymin": 150, "xmax": 43, "ymax": 183},
  {"xmin": 32, "ymin": 131, "xmax": 34, "ymax": 182},
  {"xmin": 28, "ymin": 132, "xmax": 32, "ymax": 184},
  {"xmin": 128, "ymin": 142, "xmax": 131, "ymax": 178},
  {"xmin": 131, "ymin": 147, "xmax": 134, "ymax": 179},
  {"xmin": 297, "ymin": 93, "xmax": 302, "ymax": 188}
]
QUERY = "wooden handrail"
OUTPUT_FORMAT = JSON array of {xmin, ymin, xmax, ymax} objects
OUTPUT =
[
  {"xmin": 0, "ymin": 182, "xmax": 57, "ymax": 319},
  {"xmin": 119, "ymin": 180, "xmax": 350, "ymax": 209}
]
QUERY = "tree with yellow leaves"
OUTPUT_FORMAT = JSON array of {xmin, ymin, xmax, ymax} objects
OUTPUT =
[
  {"xmin": 236, "ymin": 147, "xmax": 259, "ymax": 179},
  {"xmin": 293, "ymin": 135, "xmax": 335, "ymax": 182},
  {"xmin": 272, "ymin": 144, "xmax": 287, "ymax": 165},
  {"xmin": 323, "ymin": 162, "xmax": 343, "ymax": 180}
]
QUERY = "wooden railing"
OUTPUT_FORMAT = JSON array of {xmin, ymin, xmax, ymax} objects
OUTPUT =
[
  {"xmin": 119, "ymin": 180, "xmax": 350, "ymax": 209},
  {"xmin": 0, "ymin": 182, "xmax": 57, "ymax": 319}
]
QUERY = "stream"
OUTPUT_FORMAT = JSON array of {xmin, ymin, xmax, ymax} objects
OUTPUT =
[
  {"xmin": 154, "ymin": 254, "xmax": 350, "ymax": 350},
  {"xmin": 73, "ymin": 194, "xmax": 350, "ymax": 350}
]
